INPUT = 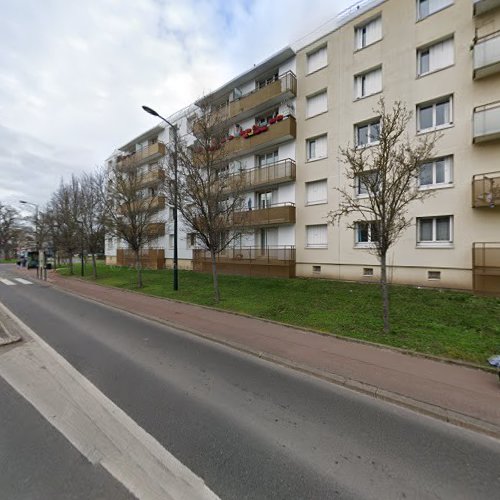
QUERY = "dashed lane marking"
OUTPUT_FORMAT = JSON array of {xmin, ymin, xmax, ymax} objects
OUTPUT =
[{"xmin": 0, "ymin": 278, "xmax": 16, "ymax": 286}]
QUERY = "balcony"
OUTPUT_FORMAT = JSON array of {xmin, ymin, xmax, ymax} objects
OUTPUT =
[
  {"xmin": 233, "ymin": 203, "xmax": 296, "ymax": 227},
  {"xmin": 117, "ymin": 143, "xmax": 166, "ymax": 170},
  {"xmin": 116, "ymin": 248, "xmax": 165, "ymax": 270},
  {"xmin": 473, "ymin": 243, "xmax": 500, "ymax": 295},
  {"xmin": 224, "ymin": 115, "xmax": 296, "ymax": 157},
  {"xmin": 472, "ymin": 172, "xmax": 500, "ymax": 208},
  {"xmin": 227, "ymin": 159, "xmax": 296, "ymax": 192},
  {"xmin": 146, "ymin": 223, "xmax": 166, "ymax": 238},
  {"xmin": 119, "ymin": 196, "xmax": 166, "ymax": 214},
  {"xmin": 474, "ymin": 0, "xmax": 500, "ymax": 16},
  {"xmin": 474, "ymin": 30, "xmax": 500, "ymax": 79},
  {"xmin": 473, "ymin": 101, "xmax": 500, "ymax": 143},
  {"xmin": 192, "ymin": 246, "xmax": 296, "ymax": 278},
  {"xmin": 228, "ymin": 71, "xmax": 297, "ymax": 122},
  {"xmin": 139, "ymin": 169, "xmax": 165, "ymax": 188}
]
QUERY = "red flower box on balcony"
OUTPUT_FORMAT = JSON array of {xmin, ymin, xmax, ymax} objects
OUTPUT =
[
  {"xmin": 269, "ymin": 117, "xmax": 277, "ymax": 124},
  {"xmin": 228, "ymin": 135, "xmax": 234, "ymax": 140},
  {"xmin": 276, "ymin": 114, "xmax": 284, "ymax": 121}
]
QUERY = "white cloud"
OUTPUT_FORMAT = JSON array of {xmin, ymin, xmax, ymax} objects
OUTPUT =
[{"xmin": 0, "ymin": 0, "xmax": 354, "ymax": 208}]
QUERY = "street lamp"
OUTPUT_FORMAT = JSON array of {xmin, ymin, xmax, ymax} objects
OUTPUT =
[
  {"xmin": 142, "ymin": 105, "xmax": 179, "ymax": 291},
  {"xmin": 76, "ymin": 220, "xmax": 85, "ymax": 277},
  {"xmin": 19, "ymin": 200, "xmax": 40, "ymax": 278}
]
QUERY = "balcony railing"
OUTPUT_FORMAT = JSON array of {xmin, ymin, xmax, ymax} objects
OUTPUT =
[
  {"xmin": 139, "ymin": 169, "xmax": 165, "ymax": 188},
  {"xmin": 116, "ymin": 248, "xmax": 165, "ymax": 270},
  {"xmin": 473, "ymin": 0, "xmax": 500, "ymax": 16},
  {"xmin": 226, "ymin": 159, "xmax": 296, "ymax": 192},
  {"xmin": 233, "ymin": 203, "xmax": 296, "ymax": 227},
  {"xmin": 224, "ymin": 115, "xmax": 296, "ymax": 157},
  {"xmin": 472, "ymin": 171, "xmax": 500, "ymax": 208},
  {"xmin": 474, "ymin": 30, "xmax": 500, "ymax": 79},
  {"xmin": 116, "ymin": 143, "xmax": 166, "ymax": 170},
  {"xmin": 146, "ymin": 223, "xmax": 166, "ymax": 238},
  {"xmin": 119, "ymin": 196, "xmax": 166, "ymax": 214},
  {"xmin": 473, "ymin": 101, "xmax": 500, "ymax": 143},
  {"xmin": 473, "ymin": 242, "xmax": 500, "ymax": 294},
  {"xmin": 228, "ymin": 71, "xmax": 297, "ymax": 121},
  {"xmin": 192, "ymin": 246, "xmax": 296, "ymax": 278}
]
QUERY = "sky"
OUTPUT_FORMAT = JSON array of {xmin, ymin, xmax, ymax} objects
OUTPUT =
[{"xmin": 0, "ymin": 0, "xmax": 356, "ymax": 210}]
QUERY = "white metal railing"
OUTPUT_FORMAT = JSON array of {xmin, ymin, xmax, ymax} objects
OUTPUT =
[
  {"xmin": 473, "ymin": 101, "xmax": 500, "ymax": 139},
  {"xmin": 474, "ymin": 30, "xmax": 500, "ymax": 72}
]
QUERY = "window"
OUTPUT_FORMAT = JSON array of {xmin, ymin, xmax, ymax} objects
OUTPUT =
[
  {"xmin": 417, "ymin": 37, "xmax": 454, "ymax": 76},
  {"xmin": 306, "ymin": 90, "xmax": 327, "ymax": 118},
  {"xmin": 257, "ymin": 150, "xmax": 278, "ymax": 166},
  {"xmin": 187, "ymin": 233, "xmax": 196, "ymax": 249},
  {"xmin": 428, "ymin": 270, "xmax": 441, "ymax": 280},
  {"xmin": 306, "ymin": 134, "xmax": 327, "ymax": 161},
  {"xmin": 306, "ymin": 224, "xmax": 328, "ymax": 248},
  {"xmin": 307, "ymin": 46, "xmax": 327, "ymax": 74},
  {"xmin": 419, "ymin": 156, "xmax": 453, "ymax": 188},
  {"xmin": 256, "ymin": 108, "xmax": 278, "ymax": 126},
  {"xmin": 355, "ymin": 67, "xmax": 382, "ymax": 99},
  {"xmin": 355, "ymin": 119, "xmax": 380, "ymax": 146},
  {"xmin": 417, "ymin": 0, "xmax": 453, "ymax": 20},
  {"xmin": 356, "ymin": 170, "xmax": 379, "ymax": 196},
  {"xmin": 417, "ymin": 216, "xmax": 453, "ymax": 246},
  {"xmin": 257, "ymin": 72, "xmax": 278, "ymax": 89},
  {"xmin": 306, "ymin": 179, "xmax": 328, "ymax": 205},
  {"xmin": 313, "ymin": 265, "xmax": 322, "ymax": 274},
  {"xmin": 355, "ymin": 16, "xmax": 382, "ymax": 50},
  {"xmin": 363, "ymin": 267, "xmax": 374, "ymax": 276},
  {"xmin": 355, "ymin": 221, "xmax": 379, "ymax": 246},
  {"xmin": 168, "ymin": 234, "xmax": 174, "ymax": 249},
  {"xmin": 417, "ymin": 96, "xmax": 452, "ymax": 132},
  {"xmin": 168, "ymin": 206, "xmax": 174, "ymax": 220}
]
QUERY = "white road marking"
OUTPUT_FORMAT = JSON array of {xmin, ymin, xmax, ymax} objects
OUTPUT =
[
  {"xmin": 14, "ymin": 278, "xmax": 32, "ymax": 285},
  {"xmin": 0, "ymin": 278, "xmax": 16, "ymax": 285},
  {"xmin": 0, "ymin": 302, "xmax": 219, "ymax": 500}
]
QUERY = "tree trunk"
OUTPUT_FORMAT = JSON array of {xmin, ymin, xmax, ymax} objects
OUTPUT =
[
  {"xmin": 69, "ymin": 255, "xmax": 74, "ymax": 275},
  {"xmin": 210, "ymin": 249, "xmax": 220, "ymax": 303},
  {"xmin": 91, "ymin": 253, "xmax": 97, "ymax": 279},
  {"xmin": 135, "ymin": 250, "xmax": 143, "ymax": 288},
  {"xmin": 380, "ymin": 252, "xmax": 390, "ymax": 333}
]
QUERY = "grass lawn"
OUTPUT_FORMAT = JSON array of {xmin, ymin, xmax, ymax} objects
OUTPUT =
[
  {"xmin": 59, "ymin": 263, "xmax": 500, "ymax": 365},
  {"xmin": 0, "ymin": 259, "xmax": 17, "ymax": 263}
]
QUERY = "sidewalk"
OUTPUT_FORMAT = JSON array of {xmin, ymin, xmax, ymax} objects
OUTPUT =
[{"xmin": 23, "ymin": 268, "xmax": 500, "ymax": 438}]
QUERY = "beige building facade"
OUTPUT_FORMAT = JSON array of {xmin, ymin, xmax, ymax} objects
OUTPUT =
[{"xmin": 294, "ymin": 0, "xmax": 500, "ymax": 291}]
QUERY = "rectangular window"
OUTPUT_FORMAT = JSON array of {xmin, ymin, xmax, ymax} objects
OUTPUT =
[
  {"xmin": 355, "ymin": 221, "xmax": 379, "ymax": 246},
  {"xmin": 355, "ymin": 16, "xmax": 382, "ymax": 50},
  {"xmin": 419, "ymin": 156, "xmax": 453, "ymax": 188},
  {"xmin": 355, "ymin": 67, "xmax": 382, "ymax": 99},
  {"xmin": 356, "ymin": 170, "xmax": 379, "ymax": 196},
  {"xmin": 355, "ymin": 119, "xmax": 380, "ymax": 146},
  {"xmin": 306, "ymin": 134, "xmax": 327, "ymax": 161},
  {"xmin": 417, "ymin": 0, "xmax": 453, "ymax": 20},
  {"xmin": 427, "ymin": 270, "xmax": 441, "ymax": 280},
  {"xmin": 306, "ymin": 90, "xmax": 328, "ymax": 118},
  {"xmin": 168, "ymin": 234, "xmax": 174, "ymax": 249},
  {"xmin": 306, "ymin": 224, "xmax": 328, "ymax": 248},
  {"xmin": 306, "ymin": 179, "xmax": 328, "ymax": 205},
  {"xmin": 257, "ymin": 72, "xmax": 278, "ymax": 89},
  {"xmin": 257, "ymin": 150, "xmax": 278, "ymax": 166},
  {"xmin": 417, "ymin": 96, "xmax": 452, "ymax": 132},
  {"xmin": 307, "ymin": 46, "xmax": 327, "ymax": 74},
  {"xmin": 417, "ymin": 216, "xmax": 453, "ymax": 246},
  {"xmin": 186, "ymin": 233, "xmax": 196, "ymax": 249},
  {"xmin": 363, "ymin": 267, "xmax": 374, "ymax": 276},
  {"xmin": 417, "ymin": 37, "xmax": 454, "ymax": 76}
]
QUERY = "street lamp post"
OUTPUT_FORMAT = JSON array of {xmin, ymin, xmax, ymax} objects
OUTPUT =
[
  {"xmin": 19, "ymin": 200, "xmax": 40, "ymax": 278},
  {"xmin": 142, "ymin": 105, "xmax": 179, "ymax": 291}
]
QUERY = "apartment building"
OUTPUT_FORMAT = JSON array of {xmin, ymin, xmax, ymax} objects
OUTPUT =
[
  {"xmin": 191, "ymin": 47, "xmax": 298, "ymax": 278},
  {"xmin": 105, "ymin": 106, "xmax": 196, "ymax": 269},
  {"xmin": 294, "ymin": 0, "xmax": 500, "ymax": 292}
]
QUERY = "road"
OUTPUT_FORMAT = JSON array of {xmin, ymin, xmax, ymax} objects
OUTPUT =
[{"xmin": 0, "ymin": 264, "xmax": 499, "ymax": 499}]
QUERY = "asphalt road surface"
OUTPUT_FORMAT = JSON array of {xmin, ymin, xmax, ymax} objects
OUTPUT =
[{"xmin": 1, "ymin": 265, "xmax": 499, "ymax": 499}]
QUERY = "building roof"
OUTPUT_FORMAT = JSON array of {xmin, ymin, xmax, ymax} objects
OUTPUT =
[{"xmin": 118, "ymin": 124, "xmax": 165, "ymax": 152}]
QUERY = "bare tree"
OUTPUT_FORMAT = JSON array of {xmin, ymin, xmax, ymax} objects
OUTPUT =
[
  {"xmin": 162, "ymin": 104, "xmax": 245, "ymax": 302},
  {"xmin": 329, "ymin": 99, "xmax": 439, "ymax": 333},
  {"xmin": 79, "ymin": 170, "xmax": 106, "ymax": 278},
  {"xmin": 0, "ymin": 203, "xmax": 20, "ymax": 259},
  {"xmin": 104, "ymin": 160, "xmax": 166, "ymax": 288},
  {"xmin": 51, "ymin": 177, "xmax": 82, "ymax": 275}
]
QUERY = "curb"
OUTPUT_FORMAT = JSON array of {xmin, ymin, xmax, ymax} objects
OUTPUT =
[
  {"xmin": 46, "ymin": 277, "xmax": 500, "ymax": 440},
  {"xmin": 0, "ymin": 312, "xmax": 22, "ymax": 347}
]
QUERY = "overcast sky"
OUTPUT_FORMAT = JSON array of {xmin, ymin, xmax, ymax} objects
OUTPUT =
[{"xmin": 1, "ymin": 0, "xmax": 355, "ymax": 210}]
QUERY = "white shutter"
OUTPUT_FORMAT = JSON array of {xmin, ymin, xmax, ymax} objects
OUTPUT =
[
  {"xmin": 307, "ymin": 225, "xmax": 328, "ymax": 248},
  {"xmin": 307, "ymin": 46, "xmax": 327, "ymax": 74},
  {"xmin": 306, "ymin": 180, "xmax": 328, "ymax": 205},
  {"xmin": 365, "ymin": 17, "xmax": 382, "ymax": 46},
  {"xmin": 355, "ymin": 75, "xmax": 363, "ymax": 98},
  {"xmin": 429, "ymin": 37, "xmax": 453, "ymax": 72},
  {"xmin": 316, "ymin": 135, "xmax": 327, "ymax": 158},
  {"xmin": 366, "ymin": 67, "xmax": 382, "ymax": 95},
  {"xmin": 444, "ymin": 156, "xmax": 453, "ymax": 183},
  {"xmin": 306, "ymin": 91, "xmax": 328, "ymax": 118}
]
